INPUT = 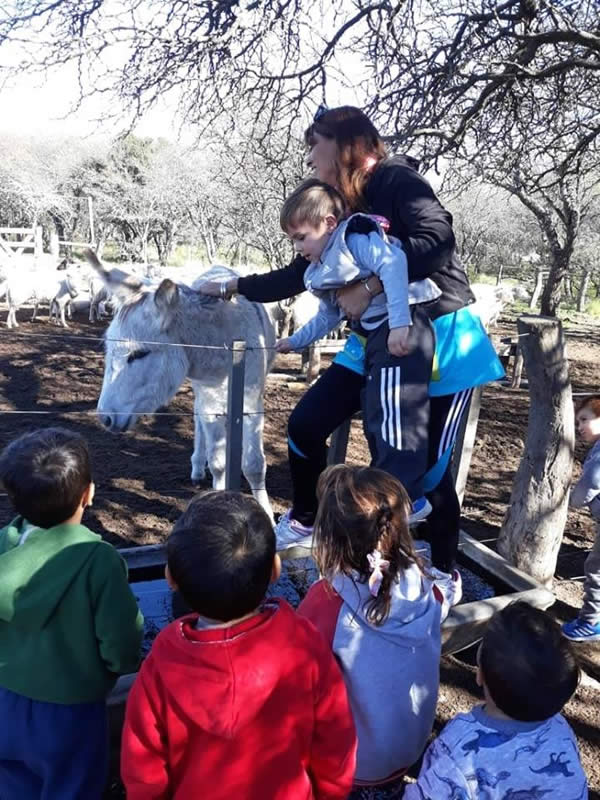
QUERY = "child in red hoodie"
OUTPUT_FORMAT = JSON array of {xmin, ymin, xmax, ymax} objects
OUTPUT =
[{"xmin": 121, "ymin": 490, "xmax": 357, "ymax": 800}]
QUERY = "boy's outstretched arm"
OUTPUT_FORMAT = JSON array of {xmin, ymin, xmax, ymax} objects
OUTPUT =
[
  {"xmin": 403, "ymin": 735, "xmax": 472, "ymax": 799},
  {"xmin": 286, "ymin": 299, "xmax": 344, "ymax": 352},
  {"xmin": 121, "ymin": 657, "xmax": 170, "ymax": 800},
  {"xmin": 308, "ymin": 635, "xmax": 357, "ymax": 799},
  {"xmin": 93, "ymin": 546, "xmax": 144, "ymax": 676}
]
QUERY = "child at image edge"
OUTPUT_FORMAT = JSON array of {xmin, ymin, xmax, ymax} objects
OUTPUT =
[
  {"xmin": 0, "ymin": 427, "xmax": 143, "ymax": 799},
  {"xmin": 120, "ymin": 489, "xmax": 357, "ymax": 800},
  {"xmin": 563, "ymin": 394, "xmax": 600, "ymax": 642},
  {"xmin": 404, "ymin": 602, "xmax": 587, "ymax": 799},
  {"xmin": 298, "ymin": 465, "xmax": 461, "ymax": 797}
]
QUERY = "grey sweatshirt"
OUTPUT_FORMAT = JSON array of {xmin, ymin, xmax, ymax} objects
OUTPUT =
[
  {"xmin": 299, "ymin": 563, "xmax": 443, "ymax": 783},
  {"xmin": 570, "ymin": 440, "xmax": 600, "ymax": 520},
  {"xmin": 404, "ymin": 705, "xmax": 587, "ymax": 799},
  {"xmin": 288, "ymin": 214, "xmax": 440, "ymax": 351}
]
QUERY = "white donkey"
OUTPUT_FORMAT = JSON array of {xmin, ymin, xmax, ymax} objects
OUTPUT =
[{"xmin": 86, "ymin": 251, "xmax": 276, "ymax": 518}]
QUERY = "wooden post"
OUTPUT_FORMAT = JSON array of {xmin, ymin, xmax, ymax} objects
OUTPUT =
[
  {"xmin": 49, "ymin": 231, "xmax": 60, "ymax": 257},
  {"xmin": 225, "ymin": 341, "xmax": 246, "ymax": 492},
  {"xmin": 87, "ymin": 196, "xmax": 95, "ymax": 247},
  {"xmin": 451, "ymin": 386, "xmax": 484, "ymax": 506},
  {"xmin": 34, "ymin": 226, "xmax": 43, "ymax": 259},
  {"xmin": 328, "ymin": 418, "xmax": 352, "ymax": 465},
  {"xmin": 497, "ymin": 316, "xmax": 574, "ymax": 586}
]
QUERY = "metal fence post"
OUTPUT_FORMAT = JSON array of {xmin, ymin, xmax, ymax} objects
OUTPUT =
[{"xmin": 225, "ymin": 340, "xmax": 246, "ymax": 491}]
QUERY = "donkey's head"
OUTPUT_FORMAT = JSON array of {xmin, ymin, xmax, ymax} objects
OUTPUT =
[{"xmin": 86, "ymin": 250, "xmax": 190, "ymax": 433}]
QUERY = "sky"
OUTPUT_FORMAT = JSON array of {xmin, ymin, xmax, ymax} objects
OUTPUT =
[{"xmin": 0, "ymin": 70, "xmax": 181, "ymax": 141}]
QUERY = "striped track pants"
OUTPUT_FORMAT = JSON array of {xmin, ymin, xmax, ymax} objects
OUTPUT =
[{"xmin": 362, "ymin": 308, "xmax": 435, "ymax": 501}]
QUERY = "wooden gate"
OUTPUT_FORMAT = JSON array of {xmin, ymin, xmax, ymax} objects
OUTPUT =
[{"xmin": 0, "ymin": 226, "xmax": 42, "ymax": 262}]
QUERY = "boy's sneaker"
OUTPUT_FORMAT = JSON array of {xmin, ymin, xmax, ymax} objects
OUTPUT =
[
  {"xmin": 408, "ymin": 496, "xmax": 432, "ymax": 526},
  {"xmin": 274, "ymin": 510, "xmax": 314, "ymax": 551},
  {"xmin": 561, "ymin": 618, "xmax": 600, "ymax": 642}
]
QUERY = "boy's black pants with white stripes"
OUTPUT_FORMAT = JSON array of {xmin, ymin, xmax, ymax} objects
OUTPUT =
[{"xmin": 361, "ymin": 307, "xmax": 435, "ymax": 502}]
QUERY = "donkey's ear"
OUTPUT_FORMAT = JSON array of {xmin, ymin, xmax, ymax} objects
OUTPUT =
[
  {"xmin": 154, "ymin": 279, "xmax": 179, "ymax": 329},
  {"xmin": 84, "ymin": 248, "xmax": 144, "ymax": 298}
]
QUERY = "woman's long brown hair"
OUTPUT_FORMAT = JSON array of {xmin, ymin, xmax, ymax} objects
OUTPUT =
[
  {"xmin": 313, "ymin": 465, "xmax": 422, "ymax": 626},
  {"xmin": 305, "ymin": 106, "xmax": 387, "ymax": 212}
]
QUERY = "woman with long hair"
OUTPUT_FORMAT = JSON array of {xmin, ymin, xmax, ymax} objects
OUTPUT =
[{"xmin": 200, "ymin": 106, "xmax": 503, "ymax": 571}]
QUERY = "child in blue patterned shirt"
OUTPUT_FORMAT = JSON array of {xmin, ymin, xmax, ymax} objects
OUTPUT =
[{"xmin": 404, "ymin": 602, "xmax": 587, "ymax": 800}]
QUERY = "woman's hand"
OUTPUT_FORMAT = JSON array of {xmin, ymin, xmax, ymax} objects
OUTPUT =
[
  {"xmin": 387, "ymin": 326, "xmax": 412, "ymax": 357},
  {"xmin": 336, "ymin": 277, "xmax": 383, "ymax": 321},
  {"xmin": 197, "ymin": 278, "xmax": 239, "ymax": 299},
  {"xmin": 276, "ymin": 338, "xmax": 293, "ymax": 354}
]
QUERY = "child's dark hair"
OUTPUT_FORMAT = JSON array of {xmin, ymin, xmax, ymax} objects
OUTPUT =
[
  {"xmin": 313, "ymin": 465, "xmax": 420, "ymax": 625},
  {"xmin": 576, "ymin": 394, "xmax": 600, "ymax": 417},
  {"xmin": 167, "ymin": 490, "xmax": 276, "ymax": 622},
  {"xmin": 0, "ymin": 427, "xmax": 92, "ymax": 528},
  {"xmin": 480, "ymin": 602, "xmax": 580, "ymax": 722}
]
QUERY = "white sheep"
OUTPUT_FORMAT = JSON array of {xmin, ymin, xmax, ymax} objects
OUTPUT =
[
  {"xmin": 1, "ymin": 268, "xmax": 84, "ymax": 328},
  {"xmin": 470, "ymin": 282, "xmax": 529, "ymax": 329}
]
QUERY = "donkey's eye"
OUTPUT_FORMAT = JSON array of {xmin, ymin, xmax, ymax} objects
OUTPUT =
[{"xmin": 127, "ymin": 349, "xmax": 151, "ymax": 364}]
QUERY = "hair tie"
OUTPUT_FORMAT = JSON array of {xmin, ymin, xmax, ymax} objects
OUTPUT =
[
  {"xmin": 367, "ymin": 549, "xmax": 390, "ymax": 597},
  {"xmin": 313, "ymin": 103, "xmax": 329, "ymax": 122}
]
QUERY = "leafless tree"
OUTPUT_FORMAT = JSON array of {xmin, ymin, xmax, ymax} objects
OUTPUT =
[{"xmin": 1, "ymin": 1, "xmax": 598, "ymax": 306}]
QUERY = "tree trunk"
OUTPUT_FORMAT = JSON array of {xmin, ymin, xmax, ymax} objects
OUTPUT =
[
  {"xmin": 541, "ymin": 247, "xmax": 574, "ymax": 317},
  {"xmin": 577, "ymin": 269, "xmax": 591, "ymax": 313},
  {"xmin": 497, "ymin": 316, "xmax": 574, "ymax": 586}
]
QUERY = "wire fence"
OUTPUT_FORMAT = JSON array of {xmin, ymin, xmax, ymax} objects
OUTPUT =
[
  {"xmin": 2, "ymin": 327, "xmax": 345, "ymax": 352},
  {"xmin": 0, "ymin": 323, "xmax": 595, "ymax": 587}
]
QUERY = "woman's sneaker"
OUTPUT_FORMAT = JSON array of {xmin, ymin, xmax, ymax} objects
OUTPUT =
[
  {"xmin": 408, "ymin": 496, "xmax": 432, "ymax": 526},
  {"xmin": 274, "ymin": 510, "xmax": 314, "ymax": 551},
  {"xmin": 562, "ymin": 618, "xmax": 600, "ymax": 642}
]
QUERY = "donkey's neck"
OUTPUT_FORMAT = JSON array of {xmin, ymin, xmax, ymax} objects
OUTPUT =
[{"xmin": 176, "ymin": 289, "xmax": 243, "ymax": 380}]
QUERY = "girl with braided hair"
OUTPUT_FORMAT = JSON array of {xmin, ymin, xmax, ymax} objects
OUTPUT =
[{"xmin": 298, "ymin": 465, "xmax": 461, "ymax": 799}]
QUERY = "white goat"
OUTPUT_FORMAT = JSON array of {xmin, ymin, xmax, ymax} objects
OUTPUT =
[{"xmin": 86, "ymin": 251, "xmax": 276, "ymax": 518}]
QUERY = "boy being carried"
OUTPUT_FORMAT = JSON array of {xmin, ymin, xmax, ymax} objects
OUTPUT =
[
  {"xmin": 405, "ymin": 602, "xmax": 587, "ymax": 799},
  {"xmin": 276, "ymin": 179, "xmax": 440, "ymax": 546},
  {"xmin": 0, "ymin": 428, "xmax": 143, "ymax": 800},
  {"xmin": 121, "ymin": 490, "xmax": 357, "ymax": 800}
]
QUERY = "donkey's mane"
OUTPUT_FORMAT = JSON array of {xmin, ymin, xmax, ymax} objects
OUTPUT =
[
  {"xmin": 115, "ymin": 282, "xmax": 220, "ymax": 324},
  {"xmin": 115, "ymin": 290, "xmax": 150, "ymax": 322}
]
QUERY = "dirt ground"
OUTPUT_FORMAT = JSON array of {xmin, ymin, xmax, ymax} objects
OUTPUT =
[{"xmin": 0, "ymin": 309, "xmax": 598, "ymax": 797}]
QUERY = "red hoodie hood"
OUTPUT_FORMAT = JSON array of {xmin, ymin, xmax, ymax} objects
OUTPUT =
[{"xmin": 148, "ymin": 598, "xmax": 299, "ymax": 739}]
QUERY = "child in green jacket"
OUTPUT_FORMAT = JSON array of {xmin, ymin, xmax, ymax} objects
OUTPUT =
[{"xmin": 0, "ymin": 427, "xmax": 143, "ymax": 800}]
